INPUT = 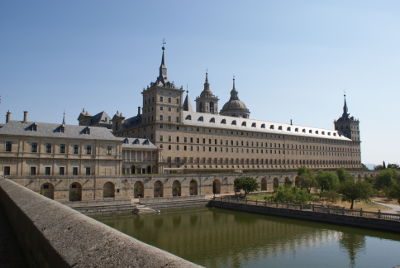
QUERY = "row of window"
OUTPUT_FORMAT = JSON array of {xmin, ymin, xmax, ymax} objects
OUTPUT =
[
  {"xmin": 3, "ymin": 166, "xmax": 92, "ymax": 176},
  {"xmin": 186, "ymin": 115, "xmax": 343, "ymax": 137},
  {"xmin": 158, "ymin": 136, "xmax": 359, "ymax": 153},
  {"xmin": 144, "ymin": 96, "xmax": 180, "ymax": 105},
  {"xmin": 4, "ymin": 142, "xmax": 113, "ymax": 155}
]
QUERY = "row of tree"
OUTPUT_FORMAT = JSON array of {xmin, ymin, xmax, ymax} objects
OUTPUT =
[{"xmin": 234, "ymin": 168, "xmax": 400, "ymax": 209}]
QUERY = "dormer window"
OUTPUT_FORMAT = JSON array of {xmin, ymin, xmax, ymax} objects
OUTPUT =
[
  {"xmin": 251, "ymin": 123, "xmax": 256, "ymax": 128},
  {"xmin": 231, "ymin": 120, "xmax": 237, "ymax": 125},
  {"xmin": 261, "ymin": 124, "xmax": 266, "ymax": 128},
  {"xmin": 198, "ymin": 116, "xmax": 204, "ymax": 122},
  {"xmin": 302, "ymin": 129, "xmax": 306, "ymax": 133},
  {"xmin": 315, "ymin": 130, "xmax": 319, "ymax": 134},
  {"xmin": 270, "ymin": 125, "xmax": 274, "ymax": 130},
  {"xmin": 143, "ymin": 139, "xmax": 150, "ymax": 145},
  {"xmin": 81, "ymin": 127, "xmax": 90, "ymax": 135},
  {"xmin": 287, "ymin": 127, "xmax": 291, "ymax": 131},
  {"xmin": 185, "ymin": 115, "xmax": 192, "ymax": 120},
  {"xmin": 241, "ymin": 121, "xmax": 246, "ymax": 126},
  {"xmin": 295, "ymin": 128, "xmax": 299, "ymax": 132},
  {"xmin": 210, "ymin": 118, "xmax": 215, "ymax": 123},
  {"xmin": 27, "ymin": 123, "xmax": 37, "ymax": 131},
  {"xmin": 133, "ymin": 138, "xmax": 140, "ymax": 144},
  {"xmin": 309, "ymin": 130, "xmax": 312, "ymax": 134},
  {"xmin": 221, "ymin": 119, "xmax": 226, "ymax": 124},
  {"xmin": 278, "ymin": 126, "xmax": 282, "ymax": 130},
  {"xmin": 123, "ymin": 138, "xmax": 129, "ymax": 144}
]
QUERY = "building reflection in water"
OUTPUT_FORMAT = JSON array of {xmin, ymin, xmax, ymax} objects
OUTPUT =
[{"xmin": 95, "ymin": 208, "xmax": 399, "ymax": 268}]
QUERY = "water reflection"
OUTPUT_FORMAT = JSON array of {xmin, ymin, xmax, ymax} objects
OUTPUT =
[{"xmin": 95, "ymin": 208, "xmax": 400, "ymax": 268}]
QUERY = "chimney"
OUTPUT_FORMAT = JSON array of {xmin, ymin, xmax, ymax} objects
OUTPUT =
[
  {"xmin": 23, "ymin": 111, "xmax": 28, "ymax": 123},
  {"xmin": 137, "ymin": 106, "xmax": 141, "ymax": 115},
  {"xmin": 6, "ymin": 111, "xmax": 11, "ymax": 123},
  {"xmin": 290, "ymin": 119, "xmax": 293, "ymax": 126}
]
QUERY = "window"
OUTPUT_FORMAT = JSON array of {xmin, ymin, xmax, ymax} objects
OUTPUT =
[
  {"xmin": 73, "ymin": 145, "xmax": 79, "ymax": 154},
  {"xmin": 160, "ymin": 106, "xmax": 163, "ymax": 111},
  {"xmin": 73, "ymin": 167, "xmax": 79, "ymax": 176},
  {"xmin": 59, "ymin": 167, "xmax": 65, "ymax": 175},
  {"xmin": 160, "ymin": 96, "xmax": 163, "ymax": 102},
  {"xmin": 31, "ymin": 143, "xmax": 38, "ymax": 153},
  {"xmin": 107, "ymin": 146, "xmax": 112, "ymax": 155},
  {"xmin": 46, "ymin": 143, "xmax": 52, "ymax": 153},
  {"xmin": 86, "ymin": 167, "xmax": 91, "ymax": 175},
  {"xmin": 168, "ymin": 97, "xmax": 171, "ymax": 103},
  {"xmin": 45, "ymin": 167, "xmax": 51, "ymax": 176},
  {"xmin": 160, "ymin": 115, "xmax": 163, "ymax": 121},
  {"xmin": 86, "ymin": 145, "xmax": 92, "ymax": 155},
  {"xmin": 3, "ymin": 166, "xmax": 10, "ymax": 176},
  {"xmin": 30, "ymin": 166, "xmax": 37, "ymax": 175},
  {"xmin": 5, "ymin": 141, "xmax": 12, "ymax": 152},
  {"xmin": 210, "ymin": 118, "xmax": 215, "ymax": 123},
  {"xmin": 185, "ymin": 115, "xmax": 192, "ymax": 120},
  {"xmin": 60, "ymin": 144, "xmax": 66, "ymax": 154},
  {"xmin": 198, "ymin": 116, "xmax": 204, "ymax": 122},
  {"xmin": 221, "ymin": 119, "xmax": 226, "ymax": 124}
]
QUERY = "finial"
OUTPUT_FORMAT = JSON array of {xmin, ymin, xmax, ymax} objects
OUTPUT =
[
  {"xmin": 162, "ymin": 38, "xmax": 166, "ymax": 50},
  {"xmin": 233, "ymin": 75, "xmax": 236, "ymax": 89},
  {"xmin": 62, "ymin": 111, "xmax": 66, "ymax": 125},
  {"xmin": 186, "ymin": 84, "xmax": 189, "ymax": 94},
  {"xmin": 205, "ymin": 71, "xmax": 208, "ymax": 83}
]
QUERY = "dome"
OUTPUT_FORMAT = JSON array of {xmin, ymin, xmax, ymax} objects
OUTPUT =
[{"xmin": 220, "ymin": 78, "xmax": 250, "ymax": 118}]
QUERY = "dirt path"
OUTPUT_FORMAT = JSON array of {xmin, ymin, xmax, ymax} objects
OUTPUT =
[{"xmin": 372, "ymin": 201, "xmax": 400, "ymax": 214}]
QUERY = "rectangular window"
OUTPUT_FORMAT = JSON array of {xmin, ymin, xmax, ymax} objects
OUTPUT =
[
  {"xmin": 160, "ymin": 115, "xmax": 163, "ymax": 121},
  {"xmin": 168, "ymin": 97, "xmax": 171, "ymax": 103},
  {"xmin": 160, "ymin": 106, "xmax": 163, "ymax": 111},
  {"xmin": 107, "ymin": 146, "xmax": 112, "ymax": 155},
  {"xmin": 60, "ymin": 144, "xmax": 66, "ymax": 154},
  {"xmin": 31, "ymin": 143, "xmax": 38, "ymax": 153},
  {"xmin": 85, "ymin": 167, "xmax": 91, "ymax": 175},
  {"xmin": 59, "ymin": 166, "xmax": 65, "ymax": 175},
  {"xmin": 46, "ymin": 143, "xmax": 52, "ymax": 153},
  {"xmin": 30, "ymin": 166, "xmax": 37, "ymax": 175},
  {"xmin": 3, "ymin": 166, "xmax": 10, "ymax": 176},
  {"xmin": 5, "ymin": 141, "xmax": 12, "ymax": 152},
  {"xmin": 86, "ymin": 145, "xmax": 92, "ymax": 155},
  {"xmin": 73, "ymin": 167, "xmax": 79, "ymax": 176},
  {"xmin": 73, "ymin": 145, "xmax": 79, "ymax": 154},
  {"xmin": 160, "ymin": 96, "xmax": 163, "ymax": 102},
  {"xmin": 45, "ymin": 167, "xmax": 51, "ymax": 175}
]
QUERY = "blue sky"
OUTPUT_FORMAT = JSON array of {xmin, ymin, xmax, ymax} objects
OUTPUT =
[{"xmin": 0, "ymin": 0, "xmax": 399, "ymax": 165}]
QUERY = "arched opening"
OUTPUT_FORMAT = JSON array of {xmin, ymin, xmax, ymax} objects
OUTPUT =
[
  {"xmin": 284, "ymin": 177, "xmax": 292, "ymax": 187},
  {"xmin": 134, "ymin": 181, "xmax": 144, "ymax": 198},
  {"xmin": 69, "ymin": 182, "xmax": 82, "ymax": 202},
  {"xmin": 103, "ymin": 182, "xmax": 115, "ymax": 198},
  {"xmin": 273, "ymin": 178, "xmax": 279, "ymax": 192},
  {"xmin": 40, "ymin": 183, "xmax": 54, "ymax": 200},
  {"xmin": 172, "ymin": 180, "xmax": 181, "ymax": 197},
  {"xmin": 154, "ymin": 180, "xmax": 163, "ymax": 198},
  {"xmin": 190, "ymin": 180, "xmax": 198, "ymax": 196},
  {"xmin": 213, "ymin": 179, "xmax": 221, "ymax": 195},
  {"xmin": 261, "ymin": 178, "xmax": 267, "ymax": 191}
]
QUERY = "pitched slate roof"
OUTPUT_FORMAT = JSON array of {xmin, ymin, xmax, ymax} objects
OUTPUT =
[
  {"xmin": 91, "ymin": 111, "xmax": 111, "ymax": 125},
  {"xmin": 0, "ymin": 121, "xmax": 120, "ymax": 141}
]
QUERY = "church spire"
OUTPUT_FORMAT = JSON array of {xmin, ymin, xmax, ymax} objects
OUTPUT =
[
  {"xmin": 343, "ymin": 93, "xmax": 349, "ymax": 117},
  {"xmin": 230, "ymin": 76, "xmax": 239, "ymax": 100},
  {"xmin": 203, "ymin": 72, "xmax": 210, "ymax": 92},
  {"xmin": 157, "ymin": 40, "xmax": 168, "ymax": 84}
]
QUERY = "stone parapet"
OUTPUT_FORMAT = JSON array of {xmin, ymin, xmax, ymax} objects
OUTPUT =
[{"xmin": 0, "ymin": 178, "xmax": 201, "ymax": 268}]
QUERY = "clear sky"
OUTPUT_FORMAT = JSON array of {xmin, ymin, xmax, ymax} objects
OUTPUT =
[{"xmin": 0, "ymin": 0, "xmax": 399, "ymax": 165}]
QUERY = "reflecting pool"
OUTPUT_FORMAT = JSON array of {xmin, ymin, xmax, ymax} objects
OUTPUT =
[{"xmin": 95, "ymin": 207, "xmax": 400, "ymax": 268}]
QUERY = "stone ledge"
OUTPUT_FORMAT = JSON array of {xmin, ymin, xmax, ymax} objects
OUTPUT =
[{"xmin": 0, "ymin": 179, "xmax": 201, "ymax": 268}]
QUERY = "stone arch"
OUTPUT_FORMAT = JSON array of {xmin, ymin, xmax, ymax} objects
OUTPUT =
[
  {"xmin": 284, "ymin": 177, "xmax": 293, "ymax": 187},
  {"xmin": 154, "ymin": 180, "xmax": 163, "ymax": 198},
  {"xmin": 134, "ymin": 181, "xmax": 144, "ymax": 198},
  {"xmin": 213, "ymin": 179, "xmax": 221, "ymax": 195},
  {"xmin": 273, "ymin": 178, "xmax": 279, "ymax": 191},
  {"xmin": 69, "ymin": 182, "xmax": 82, "ymax": 202},
  {"xmin": 190, "ymin": 180, "xmax": 198, "ymax": 196},
  {"xmin": 261, "ymin": 178, "xmax": 267, "ymax": 191},
  {"xmin": 40, "ymin": 182, "xmax": 54, "ymax": 200},
  {"xmin": 103, "ymin": 181, "xmax": 115, "ymax": 198},
  {"xmin": 172, "ymin": 180, "xmax": 181, "ymax": 197}
]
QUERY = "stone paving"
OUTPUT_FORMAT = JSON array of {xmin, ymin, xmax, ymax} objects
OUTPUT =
[{"xmin": 0, "ymin": 207, "xmax": 26, "ymax": 267}]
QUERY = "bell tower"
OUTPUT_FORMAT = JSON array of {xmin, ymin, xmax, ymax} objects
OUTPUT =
[
  {"xmin": 195, "ymin": 72, "xmax": 219, "ymax": 114},
  {"xmin": 334, "ymin": 94, "xmax": 360, "ymax": 142}
]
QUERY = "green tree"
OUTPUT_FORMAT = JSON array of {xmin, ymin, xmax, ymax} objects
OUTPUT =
[
  {"xmin": 234, "ymin": 177, "xmax": 259, "ymax": 197},
  {"xmin": 387, "ymin": 163, "xmax": 400, "ymax": 170},
  {"xmin": 388, "ymin": 183, "xmax": 400, "ymax": 204},
  {"xmin": 315, "ymin": 171, "xmax": 340, "ymax": 194},
  {"xmin": 273, "ymin": 186, "xmax": 313, "ymax": 204},
  {"xmin": 296, "ymin": 167, "xmax": 317, "ymax": 193},
  {"xmin": 374, "ymin": 169, "xmax": 398, "ymax": 190},
  {"xmin": 336, "ymin": 168, "xmax": 351, "ymax": 183},
  {"xmin": 339, "ymin": 180, "xmax": 373, "ymax": 209}
]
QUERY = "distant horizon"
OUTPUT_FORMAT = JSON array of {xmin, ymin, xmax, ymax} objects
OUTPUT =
[{"xmin": 1, "ymin": 0, "xmax": 399, "ymax": 165}]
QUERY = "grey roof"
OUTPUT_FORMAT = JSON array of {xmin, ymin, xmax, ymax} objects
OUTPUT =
[
  {"xmin": 121, "ymin": 138, "xmax": 157, "ymax": 150},
  {"xmin": 121, "ymin": 115, "xmax": 142, "ymax": 129},
  {"xmin": 0, "ymin": 121, "xmax": 120, "ymax": 141},
  {"xmin": 91, "ymin": 111, "xmax": 111, "ymax": 124},
  {"xmin": 182, "ymin": 111, "xmax": 351, "ymax": 141}
]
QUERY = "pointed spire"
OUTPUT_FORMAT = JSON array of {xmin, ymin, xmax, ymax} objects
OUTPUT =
[
  {"xmin": 230, "ymin": 75, "xmax": 239, "ymax": 100},
  {"xmin": 157, "ymin": 39, "xmax": 168, "ymax": 84},
  {"xmin": 183, "ymin": 88, "xmax": 192, "ymax": 112},
  {"xmin": 203, "ymin": 72, "xmax": 210, "ymax": 92},
  {"xmin": 343, "ymin": 93, "xmax": 349, "ymax": 117}
]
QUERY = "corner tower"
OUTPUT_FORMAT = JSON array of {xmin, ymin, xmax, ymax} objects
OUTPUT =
[
  {"xmin": 195, "ymin": 72, "xmax": 219, "ymax": 114},
  {"xmin": 334, "ymin": 94, "xmax": 360, "ymax": 142}
]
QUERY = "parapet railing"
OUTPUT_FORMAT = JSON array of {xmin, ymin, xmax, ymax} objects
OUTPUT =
[{"xmin": 213, "ymin": 196, "xmax": 400, "ymax": 222}]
